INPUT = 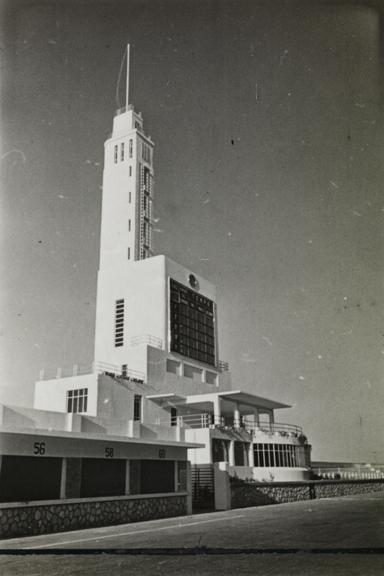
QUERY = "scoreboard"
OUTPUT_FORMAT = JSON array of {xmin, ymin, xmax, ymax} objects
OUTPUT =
[{"xmin": 169, "ymin": 278, "xmax": 216, "ymax": 366}]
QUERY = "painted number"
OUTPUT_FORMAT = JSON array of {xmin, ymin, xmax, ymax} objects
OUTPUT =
[
  {"xmin": 33, "ymin": 441, "xmax": 46, "ymax": 455},
  {"xmin": 105, "ymin": 447, "xmax": 114, "ymax": 458}
]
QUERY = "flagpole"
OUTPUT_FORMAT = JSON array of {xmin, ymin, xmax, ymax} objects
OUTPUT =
[{"xmin": 126, "ymin": 44, "xmax": 130, "ymax": 110}]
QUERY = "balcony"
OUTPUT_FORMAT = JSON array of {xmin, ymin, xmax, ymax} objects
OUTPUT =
[
  {"xmin": 38, "ymin": 361, "xmax": 145, "ymax": 384},
  {"xmin": 156, "ymin": 413, "xmax": 304, "ymax": 439}
]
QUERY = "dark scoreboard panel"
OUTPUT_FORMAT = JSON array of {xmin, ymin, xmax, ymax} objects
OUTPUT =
[{"xmin": 169, "ymin": 278, "xmax": 216, "ymax": 366}]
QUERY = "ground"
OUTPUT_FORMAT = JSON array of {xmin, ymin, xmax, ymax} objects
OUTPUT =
[{"xmin": 0, "ymin": 491, "xmax": 383, "ymax": 575}]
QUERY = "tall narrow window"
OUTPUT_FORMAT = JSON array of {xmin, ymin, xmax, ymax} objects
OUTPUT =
[
  {"xmin": 128, "ymin": 219, "xmax": 131, "ymax": 232},
  {"xmin": 121, "ymin": 364, "xmax": 127, "ymax": 377},
  {"xmin": 129, "ymin": 166, "xmax": 132, "ymax": 176},
  {"xmin": 114, "ymin": 299, "xmax": 124, "ymax": 347},
  {"xmin": 121, "ymin": 142, "xmax": 125, "ymax": 161},
  {"xmin": 170, "ymin": 407, "xmax": 177, "ymax": 426},
  {"xmin": 129, "ymin": 192, "xmax": 131, "ymax": 203},
  {"xmin": 67, "ymin": 389, "xmax": 88, "ymax": 413},
  {"xmin": 114, "ymin": 145, "xmax": 118, "ymax": 164},
  {"xmin": 134, "ymin": 395, "xmax": 142, "ymax": 422},
  {"xmin": 129, "ymin": 139, "xmax": 133, "ymax": 158},
  {"xmin": 128, "ymin": 247, "xmax": 131, "ymax": 260}
]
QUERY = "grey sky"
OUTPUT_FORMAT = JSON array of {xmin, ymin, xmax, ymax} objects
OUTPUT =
[{"xmin": 1, "ymin": 0, "xmax": 383, "ymax": 461}]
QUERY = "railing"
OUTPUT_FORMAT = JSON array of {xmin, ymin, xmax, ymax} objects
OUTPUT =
[
  {"xmin": 218, "ymin": 360, "xmax": 230, "ymax": 372},
  {"xmin": 130, "ymin": 334, "xmax": 163, "ymax": 349},
  {"xmin": 315, "ymin": 464, "xmax": 384, "ymax": 480},
  {"xmin": 243, "ymin": 419, "xmax": 303, "ymax": 437},
  {"xmin": 154, "ymin": 413, "xmax": 304, "ymax": 437},
  {"xmin": 38, "ymin": 361, "xmax": 145, "ymax": 383}
]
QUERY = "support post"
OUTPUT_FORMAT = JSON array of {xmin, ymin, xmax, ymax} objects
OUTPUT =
[
  {"xmin": 186, "ymin": 461, "xmax": 192, "ymax": 515},
  {"xmin": 228, "ymin": 440, "xmax": 235, "ymax": 466},
  {"xmin": 125, "ymin": 460, "xmax": 130, "ymax": 495},
  {"xmin": 174, "ymin": 460, "xmax": 179, "ymax": 492},
  {"xmin": 213, "ymin": 396, "xmax": 221, "ymax": 426},
  {"xmin": 60, "ymin": 458, "xmax": 67, "ymax": 499},
  {"xmin": 233, "ymin": 403, "xmax": 241, "ymax": 428},
  {"xmin": 248, "ymin": 443, "xmax": 255, "ymax": 467}
]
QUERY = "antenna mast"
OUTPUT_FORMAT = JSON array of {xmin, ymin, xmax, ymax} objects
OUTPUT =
[{"xmin": 126, "ymin": 44, "xmax": 130, "ymax": 110}]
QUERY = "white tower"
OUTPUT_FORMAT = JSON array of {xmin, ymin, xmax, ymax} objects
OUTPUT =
[
  {"xmin": 94, "ymin": 46, "xmax": 222, "ymax": 383},
  {"xmin": 99, "ymin": 46, "xmax": 154, "ymax": 269}
]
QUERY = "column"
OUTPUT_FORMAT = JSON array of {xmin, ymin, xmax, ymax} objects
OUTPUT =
[
  {"xmin": 253, "ymin": 409, "xmax": 259, "ymax": 427},
  {"xmin": 248, "ymin": 443, "xmax": 254, "ymax": 467},
  {"xmin": 174, "ymin": 460, "xmax": 179, "ymax": 492},
  {"xmin": 186, "ymin": 461, "xmax": 192, "ymax": 515},
  {"xmin": 213, "ymin": 396, "xmax": 221, "ymax": 426},
  {"xmin": 60, "ymin": 458, "xmax": 67, "ymax": 499},
  {"xmin": 125, "ymin": 460, "xmax": 130, "ymax": 495},
  {"xmin": 228, "ymin": 440, "xmax": 235, "ymax": 466},
  {"xmin": 233, "ymin": 403, "xmax": 241, "ymax": 428}
]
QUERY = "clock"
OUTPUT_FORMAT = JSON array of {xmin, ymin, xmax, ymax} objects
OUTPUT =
[{"xmin": 189, "ymin": 274, "xmax": 199, "ymax": 290}]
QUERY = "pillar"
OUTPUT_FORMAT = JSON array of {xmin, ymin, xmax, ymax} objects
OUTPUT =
[
  {"xmin": 248, "ymin": 443, "xmax": 254, "ymax": 467},
  {"xmin": 213, "ymin": 396, "xmax": 221, "ymax": 426},
  {"xmin": 214, "ymin": 462, "xmax": 231, "ymax": 510},
  {"xmin": 186, "ymin": 461, "xmax": 192, "ymax": 515},
  {"xmin": 233, "ymin": 403, "xmax": 241, "ymax": 428},
  {"xmin": 228, "ymin": 440, "xmax": 235, "ymax": 466},
  {"xmin": 60, "ymin": 458, "xmax": 82, "ymax": 498},
  {"xmin": 60, "ymin": 457, "xmax": 67, "ymax": 499},
  {"xmin": 125, "ymin": 460, "xmax": 130, "ymax": 495},
  {"xmin": 174, "ymin": 460, "xmax": 179, "ymax": 492}
]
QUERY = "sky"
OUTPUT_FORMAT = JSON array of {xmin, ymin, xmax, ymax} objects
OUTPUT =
[{"xmin": 1, "ymin": 0, "xmax": 383, "ymax": 462}]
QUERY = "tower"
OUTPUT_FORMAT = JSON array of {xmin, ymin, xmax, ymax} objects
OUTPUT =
[
  {"xmin": 94, "ymin": 46, "xmax": 224, "ymax": 386},
  {"xmin": 99, "ymin": 46, "xmax": 154, "ymax": 269}
]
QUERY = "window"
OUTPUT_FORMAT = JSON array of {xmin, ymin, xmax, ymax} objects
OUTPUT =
[
  {"xmin": 114, "ymin": 145, "xmax": 118, "ymax": 164},
  {"xmin": 129, "ymin": 191, "xmax": 131, "ymax": 203},
  {"xmin": 114, "ymin": 299, "xmax": 124, "ymax": 347},
  {"xmin": 67, "ymin": 388, "xmax": 88, "ymax": 413},
  {"xmin": 129, "ymin": 166, "xmax": 132, "ymax": 177},
  {"xmin": 252, "ymin": 444, "xmax": 303, "ymax": 468},
  {"xmin": 171, "ymin": 407, "xmax": 177, "ymax": 426},
  {"xmin": 128, "ymin": 219, "xmax": 131, "ymax": 232},
  {"xmin": 121, "ymin": 364, "xmax": 127, "ymax": 377},
  {"xmin": 142, "ymin": 142, "xmax": 151, "ymax": 164},
  {"xmin": 133, "ymin": 395, "xmax": 142, "ymax": 422},
  {"xmin": 128, "ymin": 247, "xmax": 131, "ymax": 260},
  {"xmin": 129, "ymin": 139, "xmax": 133, "ymax": 158},
  {"xmin": 121, "ymin": 142, "xmax": 125, "ymax": 161}
]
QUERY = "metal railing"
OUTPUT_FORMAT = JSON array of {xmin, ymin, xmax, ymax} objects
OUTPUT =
[
  {"xmin": 154, "ymin": 413, "xmax": 304, "ymax": 436},
  {"xmin": 130, "ymin": 334, "xmax": 163, "ymax": 349},
  {"xmin": 315, "ymin": 464, "xmax": 384, "ymax": 480},
  {"xmin": 38, "ymin": 361, "xmax": 145, "ymax": 383},
  {"xmin": 243, "ymin": 419, "xmax": 303, "ymax": 437}
]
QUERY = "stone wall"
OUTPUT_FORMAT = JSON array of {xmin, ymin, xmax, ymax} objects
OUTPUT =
[
  {"xmin": 0, "ymin": 493, "xmax": 187, "ymax": 540},
  {"xmin": 230, "ymin": 478, "xmax": 384, "ymax": 509}
]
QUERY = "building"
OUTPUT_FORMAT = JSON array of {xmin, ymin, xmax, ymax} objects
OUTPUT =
[{"xmin": 0, "ymin": 47, "xmax": 311, "ymax": 527}]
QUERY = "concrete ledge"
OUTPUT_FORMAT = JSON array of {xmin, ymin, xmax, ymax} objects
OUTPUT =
[{"xmin": 0, "ymin": 491, "xmax": 187, "ymax": 510}]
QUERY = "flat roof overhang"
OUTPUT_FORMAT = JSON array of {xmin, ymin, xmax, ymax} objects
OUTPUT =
[
  {"xmin": 0, "ymin": 427, "xmax": 203, "ymax": 452},
  {"xmin": 183, "ymin": 390, "xmax": 290, "ymax": 412},
  {"xmin": 146, "ymin": 393, "xmax": 187, "ymax": 405},
  {"xmin": 217, "ymin": 390, "xmax": 290, "ymax": 411}
]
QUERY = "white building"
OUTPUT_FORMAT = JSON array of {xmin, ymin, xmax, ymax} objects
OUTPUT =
[{"xmin": 0, "ymin": 48, "xmax": 311, "ymax": 518}]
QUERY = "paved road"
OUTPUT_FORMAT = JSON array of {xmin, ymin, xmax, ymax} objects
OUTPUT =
[{"xmin": 0, "ymin": 492, "xmax": 384, "ymax": 575}]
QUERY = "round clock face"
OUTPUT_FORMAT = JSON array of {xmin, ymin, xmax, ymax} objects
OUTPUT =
[{"xmin": 189, "ymin": 274, "xmax": 199, "ymax": 290}]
